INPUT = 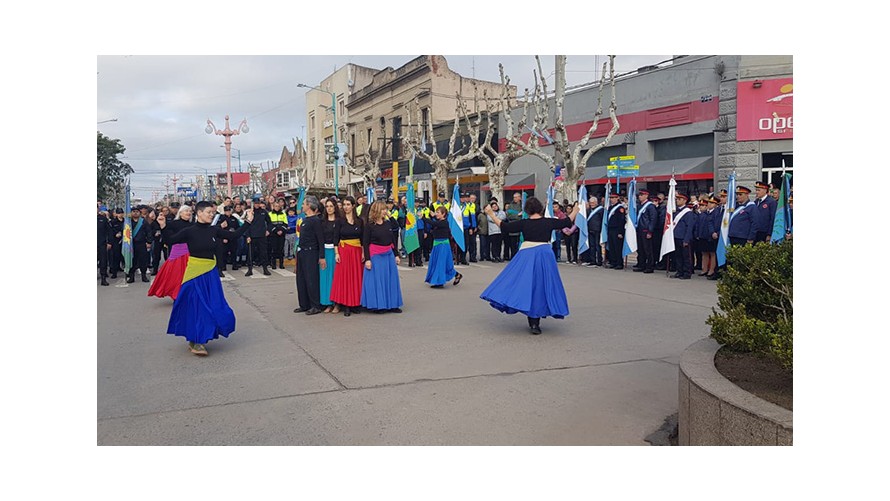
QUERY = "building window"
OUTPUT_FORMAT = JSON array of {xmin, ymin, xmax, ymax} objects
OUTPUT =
[
  {"xmin": 652, "ymin": 134, "xmax": 713, "ymax": 161},
  {"xmin": 582, "ymin": 144, "xmax": 627, "ymax": 167},
  {"xmin": 339, "ymin": 100, "xmax": 345, "ymax": 117},
  {"xmin": 422, "ymin": 107, "xmax": 430, "ymax": 128},
  {"xmin": 310, "ymin": 114, "xmax": 315, "ymax": 132}
]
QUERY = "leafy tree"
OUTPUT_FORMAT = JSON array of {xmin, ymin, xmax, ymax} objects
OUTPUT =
[{"xmin": 97, "ymin": 132, "xmax": 133, "ymax": 202}]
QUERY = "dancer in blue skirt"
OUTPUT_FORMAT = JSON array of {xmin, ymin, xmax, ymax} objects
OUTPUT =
[
  {"xmin": 158, "ymin": 201, "xmax": 254, "ymax": 355},
  {"xmin": 360, "ymin": 200, "xmax": 403, "ymax": 313},
  {"xmin": 424, "ymin": 206, "xmax": 462, "ymax": 288},
  {"xmin": 481, "ymin": 196, "xmax": 580, "ymax": 335}
]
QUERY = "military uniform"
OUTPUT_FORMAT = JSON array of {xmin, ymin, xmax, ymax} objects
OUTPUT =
[
  {"xmin": 671, "ymin": 193, "xmax": 695, "ymax": 279},
  {"xmin": 752, "ymin": 181, "xmax": 778, "ymax": 243},
  {"xmin": 246, "ymin": 202, "xmax": 271, "ymax": 276},
  {"xmin": 606, "ymin": 194, "xmax": 626, "ymax": 269},
  {"xmin": 268, "ymin": 208, "xmax": 288, "ymax": 269},
  {"xmin": 633, "ymin": 190, "xmax": 657, "ymax": 273},
  {"xmin": 728, "ymin": 186, "xmax": 756, "ymax": 246},
  {"xmin": 108, "ymin": 210, "xmax": 125, "ymax": 278},
  {"xmin": 97, "ymin": 210, "xmax": 112, "ymax": 285},
  {"xmin": 126, "ymin": 209, "xmax": 154, "ymax": 283}
]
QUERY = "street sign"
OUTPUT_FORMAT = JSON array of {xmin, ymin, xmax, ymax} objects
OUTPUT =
[{"xmin": 609, "ymin": 155, "xmax": 639, "ymax": 178}]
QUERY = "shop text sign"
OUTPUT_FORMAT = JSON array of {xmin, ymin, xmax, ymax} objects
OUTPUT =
[{"xmin": 737, "ymin": 78, "xmax": 793, "ymax": 141}]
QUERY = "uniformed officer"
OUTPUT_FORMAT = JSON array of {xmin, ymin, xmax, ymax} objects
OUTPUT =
[
  {"xmin": 460, "ymin": 192, "xmax": 476, "ymax": 264},
  {"xmin": 654, "ymin": 193, "xmax": 668, "ymax": 270},
  {"xmin": 245, "ymin": 198, "xmax": 271, "ymax": 276},
  {"xmin": 606, "ymin": 192, "xmax": 626, "ymax": 269},
  {"xmin": 268, "ymin": 200, "xmax": 289, "ymax": 269},
  {"xmin": 294, "ymin": 196, "xmax": 326, "ymax": 315},
  {"xmin": 752, "ymin": 181, "xmax": 778, "ymax": 243},
  {"xmin": 126, "ymin": 205, "xmax": 154, "ymax": 283},
  {"xmin": 582, "ymin": 196, "xmax": 604, "ymax": 266},
  {"xmin": 97, "ymin": 203, "xmax": 112, "ymax": 286},
  {"xmin": 218, "ymin": 205, "xmax": 241, "ymax": 276},
  {"xmin": 504, "ymin": 191, "xmax": 523, "ymax": 260},
  {"xmin": 466, "ymin": 193, "xmax": 480, "ymax": 262},
  {"xmin": 727, "ymin": 185, "xmax": 756, "ymax": 246},
  {"xmin": 386, "ymin": 197, "xmax": 401, "ymax": 257},
  {"xmin": 633, "ymin": 189, "xmax": 657, "ymax": 273},
  {"xmin": 108, "ymin": 208, "xmax": 125, "ymax": 279},
  {"xmin": 671, "ymin": 193, "xmax": 695, "ymax": 279}
]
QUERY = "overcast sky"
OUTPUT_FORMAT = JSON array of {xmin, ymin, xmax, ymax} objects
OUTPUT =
[{"xmin": 97, "ymin": 55, "xmax": 671, "ymax": 202}]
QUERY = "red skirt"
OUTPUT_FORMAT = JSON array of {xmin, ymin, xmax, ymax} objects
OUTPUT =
[
  {"xmin": 148, "ymin": 245, "xmax": 189, "ymax": 300},
  {"xmin": 329, "ymin": 243, "xmax": 363, "ymax": 307}
]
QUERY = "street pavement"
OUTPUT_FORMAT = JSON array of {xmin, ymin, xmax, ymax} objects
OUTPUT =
[{"xmin": 97, "ymin": 256, "xmax": 717, "ymax": 445}]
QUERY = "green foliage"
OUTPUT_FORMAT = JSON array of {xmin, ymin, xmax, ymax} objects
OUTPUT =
[
  {"xmin": 97, "ymin": 132, "xmax": 133, "ymax": 202},
  {"xmin": 707, "ymin": 240, "xmax": 793, "ymax": 369}
]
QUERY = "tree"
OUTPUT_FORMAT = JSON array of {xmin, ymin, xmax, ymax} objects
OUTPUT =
[
  {"xmin": 97, "ymin": 132, "xmax": 133, "ymax": 202},
  {"xmin": 403, "ymin": 95, "xmax": 478, "ymax": 194},
  {"xmin": 506, "ymin": 55, "xmax": 620, "ymax": 202},
  {"xmin": 344, "ymin": 119, "xmax": 388, "ymax": 192}
]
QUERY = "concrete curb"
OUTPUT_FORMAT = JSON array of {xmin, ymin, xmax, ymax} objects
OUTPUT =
[{"xmin": 678, "ymin": 338, "xmax": 793, "ymax": 446}]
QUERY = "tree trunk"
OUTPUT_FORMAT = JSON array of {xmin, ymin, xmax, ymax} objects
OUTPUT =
[
  {"xmin": 489, "ymin": 158, "xmax": 510, "ymax": 203},
  {"xmin": 435, "ymin": 161, "xmax": 450, "ymax": 198}
]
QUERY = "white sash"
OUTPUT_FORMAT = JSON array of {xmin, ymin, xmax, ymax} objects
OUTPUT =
[
  {"xmin": 608, "ymin": 203, "xmax": 624, "ymax": 219},
  {"xmin": 673, "ymin": 207, "xmax": 691, "ymax": 224},
  {"xmin": 730, "ymin": 201, "xmax": 753, "ymax": 222},
  {"xmin": 587, "ymin": 206, "xmax": 603, "ymax": 221}
]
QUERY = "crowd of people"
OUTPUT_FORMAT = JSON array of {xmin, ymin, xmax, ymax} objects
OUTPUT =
[{"xmin": 97, "ymin": 179, "xmax": 791, "ymax": 353}]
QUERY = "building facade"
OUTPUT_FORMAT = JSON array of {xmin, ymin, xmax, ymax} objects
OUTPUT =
[
  {"xmin": 303, "ymin": 63, "xmax": 378, "ymax": 196},
  {"xmin": 344, "ymin": 55, "xmax": 510, "ymax": 199},
  {"xmin": 500, "ymin": 55, "xmax": 793, "ymax": 201}
]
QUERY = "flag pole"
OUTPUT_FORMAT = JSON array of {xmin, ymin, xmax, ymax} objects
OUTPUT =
[{"xmin": 665, "ymin": 168, "xmax": 675, "ymax": 277}]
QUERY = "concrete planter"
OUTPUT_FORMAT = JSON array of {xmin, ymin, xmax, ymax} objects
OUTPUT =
[{"xmin": 679, "ymin": 338, "xmax": 792, "ymax": 446}]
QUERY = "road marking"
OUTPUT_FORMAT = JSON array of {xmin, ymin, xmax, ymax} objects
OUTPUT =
[
  {"xmin": 115, "ymin": 284, "xmax": 129, "ymax": 288},
  {"xmin": 469, "ymin": 263, "xmax": 491, "ymax": 269},
  {"xmin": 273, "ymin": 269, "xmax": 295, "ymax": 277},
  {"xmin": 220, "ymin": 276, "xmax": 236, "ymax": 281}
]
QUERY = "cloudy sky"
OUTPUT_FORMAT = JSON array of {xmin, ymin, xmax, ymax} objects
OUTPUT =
[{"xmin": 97, "ymin": 55, "xmax": 671, "ymax": 202}]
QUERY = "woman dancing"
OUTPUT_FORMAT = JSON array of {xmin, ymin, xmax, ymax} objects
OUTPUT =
[
  {"xmin": 481, "ymin": 196, "xmax": 579, "ymax": 335},
  {"xmin": 158, "ymin": 201, "xmax": 254, "ymax": 355},
  {"xmin": 424, "ymin": 206, "xmax": 462, "ymax": 288}
]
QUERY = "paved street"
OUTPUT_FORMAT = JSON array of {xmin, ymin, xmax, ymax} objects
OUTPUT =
[{"xmin": 97, "ymin": 257, "xmax": 717, "ymax": 445}]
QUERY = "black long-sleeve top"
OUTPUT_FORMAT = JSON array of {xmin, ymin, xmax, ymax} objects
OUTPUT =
[
  {"xmin": 298, "ymin": 214, "xmax": 325, "ymax": 252},
  {"xmin": 428, "ymin": 217, "xmax": 451, "ymax": 240},
  {"xmin": 130, "ymin": 217, "xmax": 154, "ymax": 245},
  {"xmin": 161, "ymin": 218, "xmax": 193, "ymax": 242},
  {"xmin": 98, "ymin": 214, "xmax": 111, "ymax": 246},
  {"xmin": 363, "ymin": 218, "xmax": 397, "ymax": 257},
  {"xmin": 498, "ymin": 217, "xmax": 572, "ymax": 243},
  {"xmin": 247, "ymin": 208, "xmax": 270, "ymax": 237},
  {"xmin": 109, "ymin": 218, "xmax": 124, "ymax": 245},
  {"xmin": 321, "ymin": 217, "xmax": 340, "ymax": 245},
  {"xmin": 338, "ymin": 216, "xmax": 363, "ymax": 241},
  {"xmin": 166, "ymin": 221, "xmax": 250, "ymax": 259}
]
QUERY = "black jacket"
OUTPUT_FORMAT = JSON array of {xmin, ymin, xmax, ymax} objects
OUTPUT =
[
  {"xmin": 98, "ymin": 214, "xmax": 111, "ymax": 246},
  {"xmin": 247, "ymin": 208, "xmax": 270, "ymax": 238},
  {"xmin": 130, "ymin": 217, "xmax": 153, "ymax": 246},
  {"xmin": 109, "ymin": 217, "xmax": 124, "ymax": 245},
  {"xmin": 297, "ymin": 214, "xmax": 325, "ymax": 252}
]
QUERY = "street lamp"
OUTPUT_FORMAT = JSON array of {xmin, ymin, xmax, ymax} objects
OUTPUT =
[
  {"xmin": 298, "ymin": 83, "xmax": 339, "ymax": 196},
  {"xmin": 97, "ymin": 118, "xmax": 118, "ymax": 124},
  {"xmin": 206, "ymin": 115, "xmax": 249, "ymax": 198}
]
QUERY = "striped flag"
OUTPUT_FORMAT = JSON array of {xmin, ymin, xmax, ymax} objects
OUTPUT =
[
  {"xmin": 293, "ymin": 186, "xmax": 307, "ymax": 252},
  {"xmin": 770, "ymin": 173, "xmax": 792, "ymax": 244},
  {"xmin": 659, "ymin": 176, "xmax": 677, "ymax": 261},
  {"xmin": 600, "ymin": 182, "xmax": 611, "ymax": 245},
  {"xmin": 449, "ymin": 180, "xmax": 465, "ymax": 251},
  {"xmin": 623, "ymin": 179, "xmax": 638, "ymax": 258},
  {"xmin": 578, "ymin": 184, "xmax": 589, "ymax": 255},
  {"xmin": 122, "ymin": 183, "xmax": 133, "ymax": 273},
  {"xmin": 716, "ymin": 172, "xmax": 736, "ymax": 266},
  {"xmin": 545, "ymin": 181, "xmax": 556, "ymax": 243}
]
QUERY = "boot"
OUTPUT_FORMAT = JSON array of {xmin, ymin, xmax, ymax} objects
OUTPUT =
[
  {"xmin": 271, "ymin": 261, "xmax": 277, "ymax": 269},
  {"xmin": 279, "ymin": 258, "xmax": 285, "ymax": 269},
  {"xmin": 245, "ymin": 267, "xmax": 253, "ymax": 277},
  {"xmin": 101, "ymin": 277, "xmax": 109, "ymax": 286},
  {"xmin": 110, "ymin": 272, "xmax": 117, "ymax": 279},
  {"xmin": 141, "ymin": 272, "xmax": 150, "ymax": 283},
  {"xmin": 263, "ymin": 266, "xmax": 271, "ymax": 276},
  {"xmin": 126, "ymin": 274, "xmax": 135, "ymax": 283},
  {"xmin": 218, "ymin": 269, "xmax": 225, "ymax": 278}
]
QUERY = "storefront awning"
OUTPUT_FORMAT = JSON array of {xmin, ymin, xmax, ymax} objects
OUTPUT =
[
  {"xmin": 481, "ymin": 173, "xmax": 536, "ymax": 191},
  {"xmin": 580, "ymin": 156, "xmax": 713, "ymax": 185}
]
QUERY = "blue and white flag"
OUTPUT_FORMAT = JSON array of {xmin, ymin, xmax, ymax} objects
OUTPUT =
[
  {"xmin": 623, "ymin": 179, "xmax": 638, "ymax": 258},
  {"xmin": 449, "ymin": 180, "xmax": 465, "ymax": 251},
  {"xmin": 366, "ymin": 185, "xmax": 375, "ymax": 204},
  {"xmin": 770, "ymin": 173, "xmax": 792, "ymax": 244},
  {"xmin": 578, "ymin": 184, "xmax": 589, "ymax": 255},
  {"xmin": 545, "ymin": 181, "xmax": 556, "ymax": 243},
  {"xmin": 600, "ymin": 182, "xmax": 611, "ymax": 245},
  {"xmin": 716, "ymin": 172, "xmax": 736, "ymax": 266}
]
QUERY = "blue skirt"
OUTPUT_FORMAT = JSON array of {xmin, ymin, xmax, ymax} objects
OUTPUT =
[
  {"xmin": 479, "ymin": 243, "xmax": 569, "ymax": 319},
  {"xmin": 167, "ymin": 268, "xmax": 236, "ymax": 344},
  {"xmin": 320, "ymin": 247, "xmax": 336, "ymax": 305},
  {"xmin": 425, "ymin": 239, "xmax": 457, "ymax": 286},
  {"xmin": 361, "ymin": 252, "xmax": 403, "ymax": 310}
]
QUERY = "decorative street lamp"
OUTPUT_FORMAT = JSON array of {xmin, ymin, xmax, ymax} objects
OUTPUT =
[
  {"xmin": 206, "ymin": 115, "xmax": 249, "ymax": 198},
  {"xmin": 298, "ymin": 83, "xmax": 338, "ymax": 196}
]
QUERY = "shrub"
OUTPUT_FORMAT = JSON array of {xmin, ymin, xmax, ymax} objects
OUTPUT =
[{"xmin": 706, "ymin": 240, "xmax": 793, "ymax": 369}]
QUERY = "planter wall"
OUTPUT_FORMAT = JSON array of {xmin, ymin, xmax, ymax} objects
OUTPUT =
[{"xmin": 679, "ymin": 338, "xmax": 792, "ymax": 446}]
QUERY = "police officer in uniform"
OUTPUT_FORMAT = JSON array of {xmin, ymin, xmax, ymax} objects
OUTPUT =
[
  {"xmin": 126, "ymin": 205, "xmax": 154, "ymax": 283},
  {"xmin": 108, "ymin": 208, "xmax": 125, "ymax": 279},
  {"xmin": 728, "ymin": 185, "xmax": 756, "ymax": 246},
  {"xmin": 654, "ymin": 194, "xmax": 667, "ymax": 270},
  {"xmin": 752, "ymin": 181, "xmax": 777, "ymax": 243},
  {"xmin": 245, "ymin": 198, "xmax": 272, "ymax": 276},
  {"xmin": 606, "ymin": 192, "xmax": 626, "ymax": 269},
  {"xmin": 466, "ymin": 193, "xmax": 479, "ymax": 262},
  {"xmin": 582, "ymin": 196, "xmax": 604, "ymax": 266},
  {"xmin": 98, "ymin": 203, "xmax": 112, "ymax": 286},
  {"xmin": 633, "ymin": 189, "xmax": 657, "ymax": 273},
  {"xmin": 268, "ymin": 200, "xmax": 289, "ymax": 269}
]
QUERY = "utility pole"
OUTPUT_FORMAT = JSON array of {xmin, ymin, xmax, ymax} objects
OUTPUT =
[
  {"xmin": 171, "ymin": 173, "xmax": 181, "ymax": 204},
  {"xmin": 206, "ymin": 115, "xmax": 249, "ymax": 198},
  {"xmin": 164, "ymin": 176, "xmax": 171, "ymax": 204}
]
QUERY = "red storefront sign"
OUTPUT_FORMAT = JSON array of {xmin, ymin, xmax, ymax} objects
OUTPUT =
[{"xmin": 737, "ymin": 78, "xmax": 793, "ymax": 141}]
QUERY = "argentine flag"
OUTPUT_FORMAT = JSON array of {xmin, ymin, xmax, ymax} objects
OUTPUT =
[
  {"xmin": 449, "ymin": 181, "xmax": 465, "ymax": 251},
  {"xmin": 578, "ymin": 184, "xmax": 589, "ymax": 255},
  {"xmin": 623, "ymin": 179, "xmax": 638, "ymax": 258},
  {"xmin": 716, "ymin": 172, "xmax": 736, "ymax": 266},
  {"xmin": 600, "ymin": 182, "xmax": 611, "ymax": 245},
  {"xmin": 545, "ymin": 182, "xmax": 556, "ymax": 243},
  {"xmin": 659, "ymin": 176, "xmax": 677, "ymax": 261}
]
